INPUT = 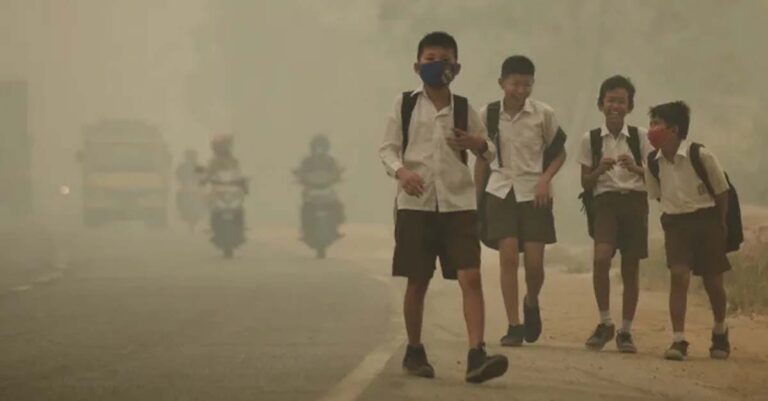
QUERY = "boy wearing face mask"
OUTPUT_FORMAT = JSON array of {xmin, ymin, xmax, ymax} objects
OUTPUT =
[
  {"xmin": 379, "ymin": 31, "xmax": 508, "ymax": 383},
  {"xmin": 476, "ymin": 56, "xmax": 567, "ymax": 348},
  {"xmin": 578, "ymin": 76, "xmax": 652, "ymax": 353},
  {"xmin": 644, "ymin": 101, "xmax": 732, "ymax": 361}
]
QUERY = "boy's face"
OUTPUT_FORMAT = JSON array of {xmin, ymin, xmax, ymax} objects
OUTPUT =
[
  {"xmin": 413, "ymin": 46, "xmax": 459, "ymax": 74},
  {"xmin": 648, "ymin": 117, "xmax": 681, "ymax": 150},
  {"xmin": 499, "ymin": 74, "xmax": 534, "ymax": 105},
  {"xmin": 600, "ymin": 87, "xmax": 632, "ymax": 126}
]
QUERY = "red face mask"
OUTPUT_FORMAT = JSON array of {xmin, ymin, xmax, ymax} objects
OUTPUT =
[{"xmin": 647, "ymin": 127, "xmax": 669, "ymax": 149}]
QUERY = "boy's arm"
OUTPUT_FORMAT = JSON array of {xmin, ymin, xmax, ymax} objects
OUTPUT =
[
  {"xmin": 474, "ymin": 157, "xmax": 490, "ymax": 200},
  {"xmin": 700, "ymin": 148, "xmax": 730, "ymax": 227},
  {"xmin": 644, "ymin": 164, "xmax": 661, "ymax": 200},
  {"xmin": 468, "ymin": 104, "xmax": 496, "ymax": 162},
  {"xmin": 379, "ymin": 95, "xmax": 405, "ymax": 178}
]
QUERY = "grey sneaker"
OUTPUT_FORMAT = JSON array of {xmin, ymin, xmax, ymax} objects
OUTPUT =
[
  {"xmin": 500, "ymin": 324, "xmax": 525, "ymax": 347},
  {"xmin": 710, "ymin": 330, "xmax": 730, "ymax": 360},
  {"xmin": 664, "ymin": 341, "xmax": 689, "ymax": 361},
  {"xmin": 585, "ymin": 323, "xmax": 616, "ymax": 350},
  {"xmin": 616, "ymin": 330, "xmax": 638, "ymax": 354},
  {"xmin": 402, "ymin": 345, "xmax": 435, "ymax": 378},
  {"xmin": 465, "ymin": 344, "xmax": 508, "ymax": 384}
]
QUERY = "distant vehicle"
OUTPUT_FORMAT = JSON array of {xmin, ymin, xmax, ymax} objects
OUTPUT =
[
  {"xmin": 77, "ymin": 120, "xmax": 171, "ymax": 228},
  {"xmin": 206, "ymin": 169, "xmax": 247, "ymax": 259}
]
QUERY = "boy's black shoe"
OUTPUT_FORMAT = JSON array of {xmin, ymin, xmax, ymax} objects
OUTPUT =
[
  {"xmin": 465, "ymin": 344, "xmax": 509, "ymax": 384},
  {"xmin": 500, "ymin": 324, "xmax": 525, "ymax": 347},
  {"xmin": 523, "ymin": 299, "xmax": 542, "ymax": 343},
  {"xmin": 402, "ymin": 345, "xmax": 435, "ymax": 378},
  {"xmin": 710, "ymin": 329, "xmax": 731, "ymax": 360},
  {"xmin": 616, "ymin": 330, "xmax": 638, "ymax": 354},
  {"xmin": 664, "ymin": 340, "xmax": 689, "ymax": 361},
  {"xmin": 585, "ymin": 323, "xmax": 615, "ymax": 350}
]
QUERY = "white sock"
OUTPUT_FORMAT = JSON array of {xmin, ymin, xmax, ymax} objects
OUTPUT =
[
  {"xmin": 673, "ymin": 332, "xmax": 686, "ymax": 343},
  {"xmin": 713, "ymin": 321, "xmax": 728, "ymax": 334},
  {"xmin": 599, "ymin": 310, "xmax": 614, "ymax": 326},
  {"xmin": 620, "ymin": 319, "xmax": 633, "ymax": 333}
]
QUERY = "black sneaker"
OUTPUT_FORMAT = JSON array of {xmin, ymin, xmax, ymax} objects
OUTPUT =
[
  {"xmin": 402, "ymin": 345, "xmax": 435, "ymax": 378},
  {"xmin": 710, "ymin": 329, "xmax": 731, "ymax": 360},
  {"xmin": 664, "ymin": 340, "xmax": 689, "ymax": 361},
  {"xmin": 465, "ymin": 344, "xmax": 509, "ymax": 384},
  {"xmin": 616, "ymin": 330, "xmax": 638, "ymax": 354},
  {"xmin": 523, "ymin": 298, "xmax": 542, "ymax": 343},
  {"xmin": 500, "ymin": 324, "xmax": 524, "ymax": 347},
  {"xmin": 585, "ymin": 323, "xmax": 616, "ymax": 350}
]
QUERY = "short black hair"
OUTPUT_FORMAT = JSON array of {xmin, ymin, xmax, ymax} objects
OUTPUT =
[
  {"xmin": 598, "ymin": 75, "xmax": 636, "ymax": 109},
  {"xmin": 649, "ymin": 101, "xmax": 691, "ymax": 139},
  {"xmin": 501, "ymin": 55, "xmax": 535, "ymax": 78},
  {"xmin": 417, "ymin": 32, "xmax": 458, "ymax": 60}
]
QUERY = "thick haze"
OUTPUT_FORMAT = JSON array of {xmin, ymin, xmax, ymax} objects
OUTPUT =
[{"xmin": 2, "ymin": 0, "xmax": 767, "ymax": 241}]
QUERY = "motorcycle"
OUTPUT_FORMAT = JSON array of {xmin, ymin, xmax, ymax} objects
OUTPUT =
[
  {"xmin": 301, "ymin": 187, "xmax": 343, "ymax": 259},
  {"xmin": 206, "ymin": 170, "xmax": 247, "ymax": 259}
]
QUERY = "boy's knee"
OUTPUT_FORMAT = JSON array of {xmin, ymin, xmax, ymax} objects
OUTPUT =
[
  {"xmin": 406, "ymin": 277, "xmax": 430, "ymax": 293},
  {"xmin": 458, "ymin": 268, "xmax": 482, "ymax": 289},
  {"xmin": 669, "ymin": 266, "xmax": 690, "ymax": 285}
]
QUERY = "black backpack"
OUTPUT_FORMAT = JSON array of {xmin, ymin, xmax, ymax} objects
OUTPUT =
[
  {"xmin": 401, "ymin": 91, "xmax": 468, "ymax": 164},
  {"xmin": 647, "ymin": 143, "xmax": 743, "ymax": 253},
  {"xmin": 477, "ymin": 101, "xmax": 566, "ymax": 250},
  {"xmin": 578, "ymin": 127, "xmax": 643, "ymax": 238}
]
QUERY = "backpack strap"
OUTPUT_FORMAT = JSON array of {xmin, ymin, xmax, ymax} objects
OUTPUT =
[
  {"xmin": 689, "ymin": 142, "xmax": 716, "ymax": 197},
  {"xmin": 543, "ymin": 127, "xmax": 566, "ymax": 170},
  {"xmin": 648, "ymin": 149, "xmax": 660, "ymax": 181},
  {"xmin": 486, "ymin": 101, "xmax": 502, "ymax": 167},
  {"xmin": 589, "ymin": 128, "xmax": 603, "ymax": 171},
  {"xmin": 627, "ymin": 126, "xmax": 643, "ymax": 166},
  {"xmin": 453, "ymin": 94, "xmax": 469, "ymax": 164},
  {"xmin": 400, "ymin": 91, "xmax": 417, "ymax": 157}
]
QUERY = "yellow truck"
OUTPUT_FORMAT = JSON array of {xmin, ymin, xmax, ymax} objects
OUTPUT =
[{"xmin": 79, "ymin": 120, "xmax": 171, "ymax": 228}]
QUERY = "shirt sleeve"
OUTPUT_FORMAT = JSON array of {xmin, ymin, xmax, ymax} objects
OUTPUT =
[
  {"xmin": 378, "ymin": 94, "xmax": 405, "ymax": 178},
  {"xmin": 577, "ymin": 131, "xmax": 594, "ymax": 167},
  {"xmin": 468, "ymin": 102, "xmax": 496, "ymax": 162},
  {"xmin": 699, "ymin": 147, "xmax": 730, "ymax": 195},
  {"xmin": 542, "ymin": 106, "xmax": 560, "ymax": 146},
  {"xmin": 637, "ymin": 127, "xmax": 653, "ymax": 164},
  {"xmin": 645, "ymin": 162, "xmax": 661, "ymax": 200}
]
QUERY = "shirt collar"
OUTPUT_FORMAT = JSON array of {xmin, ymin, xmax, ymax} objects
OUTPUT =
[
  {"xmin": 500, "ymin": 98, "xmax": 534, "ymax": 119},
  {"xmin": 413, "ymin": 85, "xmax": 453, "ymax": 114},
  {"xmin": 600, "ymin": 124, "xmax": 630, "ymax": 138},
  {"xmin": 654, "ymin": 139, "xmax": 690, "ymax": 160}
]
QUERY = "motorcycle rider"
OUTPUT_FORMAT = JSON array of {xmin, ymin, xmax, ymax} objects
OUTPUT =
[
  {"xmin": 175, "ymin": 149, "xmax": 206, "ymax": 231},
  {"xmin": 294, "ymin": 134, "xmax": 345, "ymax": 255},
  {"xmin": 201, "ymin": 134, "xmax": 247, "ymax": 256}
]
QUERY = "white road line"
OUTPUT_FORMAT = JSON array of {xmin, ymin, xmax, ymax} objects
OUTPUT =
[{"xmin": 316, "ymin": 335, "xmax": 404, "ymax": 401}]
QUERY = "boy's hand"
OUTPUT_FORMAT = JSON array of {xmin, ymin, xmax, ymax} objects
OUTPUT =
[
  {"xmin": 597, "ymin": 157, "xmax": 617, "ymax": 174},
  {"xmin": 617, "ymin": 154, "xmax": 640, "ymax": 173},
  {"xmin": 396, "ymin": 167, "xmax": 425, "ymax": 197},
  {"xmin": 534, "ymin": 177, "xmax": 551, "ymax": 208},
  {"xmin": 446, "ymin": 128, "xmax": 487, "ymax": 152}
]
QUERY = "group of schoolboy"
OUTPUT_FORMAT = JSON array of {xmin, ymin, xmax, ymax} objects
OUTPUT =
[{"xmin": 379, "ymin": 32, "xmax": 737, "ymax": 384}]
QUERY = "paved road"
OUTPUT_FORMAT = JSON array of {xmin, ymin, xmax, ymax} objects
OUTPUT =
[{"xmin": 0, "ymin": 228, "xmax": 393, "ymax": 401}]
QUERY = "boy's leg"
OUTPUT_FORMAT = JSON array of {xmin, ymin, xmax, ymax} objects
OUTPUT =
[
  {"xmin": 702, "ymin": 272, "xmax": 727, "ymax": 326},
  {"xmin": 522, "ymin": 242, "xmax": 545, "ymax": 306},
  {"xmin": 593, "ymin": 242, "xmax": 615, "ymax": 320},
  {"xmin": 457, "ymin": 268, "xmax": 485, "ymax": 348},
  {"xmin": 404, "ymin": 277, "xmax": 431, "ymax": 346},
  {"xmin": 498, "ymin": 238, "xmax": 521, "ymax": 326},
  {"xmin": 669, "ymin": 264, "xmax": 691, "ymax": 334},
  {"xmin": 620, "ymin": 256, "xmax": 640, "ymax": 327},
  {"xmin": 522, "ymin": 241, "xmax": 545, "ymax": 343}
]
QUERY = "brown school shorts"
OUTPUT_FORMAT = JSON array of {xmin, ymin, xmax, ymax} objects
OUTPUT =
[
  {"xmin": 593, "ymin": 191, "xmax": 649, "ymax": 259},
  {"xmin": 661, "ymin": 207, "xmax": 731, "ymax": 277},
  {"xmin": 393, "ymin": 210, "xmax": 481, "ymax": 280},
  {"xmin": 484, "ymin": 189, "xmax": 556, "ymax": 245}
]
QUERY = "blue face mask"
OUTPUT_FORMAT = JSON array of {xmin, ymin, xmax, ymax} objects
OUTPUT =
[{"xmin": 419, "ymin": 61, "xmax": 456, "ymax": 88}]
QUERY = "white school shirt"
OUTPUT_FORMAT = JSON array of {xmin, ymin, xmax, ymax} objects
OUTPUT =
[{"xmin": 578, "ymin": 124, "xmax": 652, "ymax": 195}]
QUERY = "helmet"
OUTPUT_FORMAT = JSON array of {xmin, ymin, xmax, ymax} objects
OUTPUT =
[{"xmin": 210, "ymin": 133, "xmax": 234, "ymax": 156}]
